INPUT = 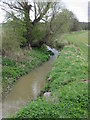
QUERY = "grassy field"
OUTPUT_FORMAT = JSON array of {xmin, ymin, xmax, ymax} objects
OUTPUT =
[
  {"xmin": 0, "ymin": 28, "xmax": 2, "ymax": 49},
  {"xmin": 0, "ymin": 27, "xmax": 2, "ymax": 100},
  {"xmin": 2, "ymin": 47, "xmax": 50, "ymax": 96},
  {"xmin": 64, "ymin": 31, "xmax": 88, "ymax": 56},
  {"xmin": 12, "ymin": 31, "xmax": 88, "ymax": 118}
]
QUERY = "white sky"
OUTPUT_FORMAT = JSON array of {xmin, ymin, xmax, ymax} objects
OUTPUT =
[
  {"xmin": 63, "ymin": 0, "xmax": 89, "ymax": 22},
  {"xmin": 0, "ymin": 0, "xmax": 89, "ymax": 23}
]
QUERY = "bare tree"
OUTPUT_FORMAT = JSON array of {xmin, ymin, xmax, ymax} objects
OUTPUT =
[{"xmin": 1, "ymin": 1, "xmax": 62, "ymax": 47}]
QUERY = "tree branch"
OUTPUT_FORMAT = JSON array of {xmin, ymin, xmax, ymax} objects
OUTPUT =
[
  {"xmin": 34, "ymin": 2, "xmax": 37, "ymax": 20},
  {"xmin": 3, "ymin": 2, "xmax": 24, "ymax": 12},
  {"xmin": 2, "ymin": 8, "xmax": 22, "ymax": 22},
  {"xmin": 32, "ymin": 2, "xmax": 51, "ymax": 25}
]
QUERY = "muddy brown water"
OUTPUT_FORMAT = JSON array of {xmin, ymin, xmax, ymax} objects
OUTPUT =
[{"xmin": 2, "ymin": 47, "xmax": 58, "ymax": 118}]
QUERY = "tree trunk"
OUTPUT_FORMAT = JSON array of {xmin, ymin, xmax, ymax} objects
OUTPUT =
[{"xmin": 24, "ymin": 7, "xmax": 32, "ymax": 48}]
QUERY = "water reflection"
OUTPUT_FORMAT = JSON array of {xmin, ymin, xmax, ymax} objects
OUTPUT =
[{"xmin": 2, "ymin": 47, "xmax": 58, "ymax": 118}]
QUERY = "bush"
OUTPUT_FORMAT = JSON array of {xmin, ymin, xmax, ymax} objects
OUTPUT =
[
  {"xmin": 2, "ymin": 25, "xmax": 20, "ymax": 57},
  {"xmin": 2, "ymin": 19, "xmax": 27, "ymax": 58},
  {"xmin": 31, "ymin": 24, "xmax": 46, "ymax": 47}
]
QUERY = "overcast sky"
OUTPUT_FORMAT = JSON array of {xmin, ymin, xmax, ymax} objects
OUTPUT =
[
  {"xmin": 63, "ymin": 0, "xmax": 89, "ymax": 22},
  {"xmin": 0, "ymin": 0, "xmax": 89, "ymax": 23}
]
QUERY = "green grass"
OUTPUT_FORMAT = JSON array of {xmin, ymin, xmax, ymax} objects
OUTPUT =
[
  {"xmin": 66, "ymin": 31, "xmax": 88, "ymax": 45},
  {"xmin": 13, "ymin": 31, "xmax": 88, "ymax": 118},
  {"xmin": 64, "ymin": 31, "xmax": 88, "ymax": 56},
  {"xmin": 2, "ymin": 47, "xmax": 50, "ymax": 95},
  {"xmin": 0, "ymin": 28, "xmax": 1, "ymax": 61}
]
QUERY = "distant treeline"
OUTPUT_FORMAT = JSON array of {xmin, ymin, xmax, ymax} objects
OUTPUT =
[
  {"xmin": 0, "ymin": 24, "xmax": 1, "ymax": 26},
  {"xmin": 79, "ymin": 22, "xmax": 88, "ymax": 30},
  {"xmin": 0, "ymin": 22, "xmax": 88, "ymax": 31}
]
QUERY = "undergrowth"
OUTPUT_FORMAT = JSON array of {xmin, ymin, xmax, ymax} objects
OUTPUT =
[
  {"xmin": 7, "ymin": 31, "xmax": 88, "ymax": 118},
  {"xmin": 13, "ymin": 44, "xmax": 88, "ymax": 118},
  {"xmin": 2, "ymin": 47, "xmax": 50, "ymax": 96}
]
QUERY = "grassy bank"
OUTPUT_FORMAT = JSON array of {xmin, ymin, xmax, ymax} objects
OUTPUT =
[
  {"xmin": 12, "ymin": 31, "xmax": 88, "ymax": 118},
  {"xmin": 2, "ymin": 47, "xmax": 50, "ymax": 96},
  {"xmin": 64, "ymin": 31, "xmax": 88, "ymax": 56}
]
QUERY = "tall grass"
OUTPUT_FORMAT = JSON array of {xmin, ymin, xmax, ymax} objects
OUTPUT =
[
  {"xmin": 64, "ymin": 31, "xmax": 88, "ymax": 56},
  {"xmin": 0, "ymin": 27, "xmax": 2, "ymax": 49},
  {"xmin": 2, "ymin": 26, "xmax": 22, "ymax": 59}
]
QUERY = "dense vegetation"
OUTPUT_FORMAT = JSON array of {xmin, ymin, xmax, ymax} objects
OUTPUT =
[
  {"xmin": 1, "ymin": 1, "xmax": 88, "ymax": 119},
  {"xmin": 12, "ymin": 31, "xmax": 88, "ymax": 118},
  {"xmin": 0, "ymin": 57, "xmax": 1, "ymax": 99},
  {"xmin": 2, "ymin": 46, "xmax": 51, "ymax": 96},
  {"xmin": 1, "ymin": 2, "xmax": 83, "ymax": 96},
  {"xmin": 79, "ymin": 22, "xmax": 88, "ymax": 30},
  {"xmin": 1, "ymin": 1, "xmax": 84, "ymax": 49}
]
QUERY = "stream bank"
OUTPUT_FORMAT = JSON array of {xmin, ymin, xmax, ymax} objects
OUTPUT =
[
  {"xmin": 2, "ymin": 46, "xmax": 50, "ymax": 97},
  {"xmin": 13, "ymin": 44, "xmax": 88, "ymax": 118},
  {"xmin": 2, "ymin": 46, "xmax": 58, "ymax": 118},
  {"xmin": 13, "ymin": 31, "xmax": 88, "ymax": 118}
]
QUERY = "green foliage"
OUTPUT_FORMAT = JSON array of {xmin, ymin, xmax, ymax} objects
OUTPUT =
[
  {"xmin": 51, "ymin": 9, "xmax": 71, "ymax": 33},
  {"xmin": 2, "ymin": 25, "xmax": 19, "ymax": 55},
  {"xmin": 64, "ymin": 31, "xmax": 88, "ymax": 57},
  {"xmin": 13, "ymin": 32, "xmax": 88, "ymax": 118},
  {"xmin": 31, "ymin": 24, "xmax": 46, "ymax": 46},
  {"xmin": 51, "ymin": 9, "xmax": 79, "ymax": 33},
  {"xmin": 70, "ymin": 18, "xmax": 80, "ymax": 31},
  {"xmin": 2, "ymin": 20, "xmax": 47, "ymax": 48},
  {"xmin": 40, "ymin": 44, "xmax": 54, "ymax": 55},
  {"xmin": 47, "ymin": 9, "xmax": 80, "ymax": 48},
  {"xmin": 2, "ymin": 48, "xmax": 49, "ymax": 95},
  {"xmin": 2, "ymin": 20, "xmax": 27, "ymax": 57},
  {"xmin": 79, "ymin": 22, "xmax": 88, "ymax": 30},
  {"xmin": 3, "ymin": 19, "xmax": 26, "ymax": 45},
  {"xmin": 13, "ymin": 99, "xmax": 62, "ymax": 118}
]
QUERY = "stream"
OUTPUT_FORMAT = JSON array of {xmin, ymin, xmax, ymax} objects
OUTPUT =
[{"xmin": 2, "ymin": 46, "xmax": 58, "ymax": 118}]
